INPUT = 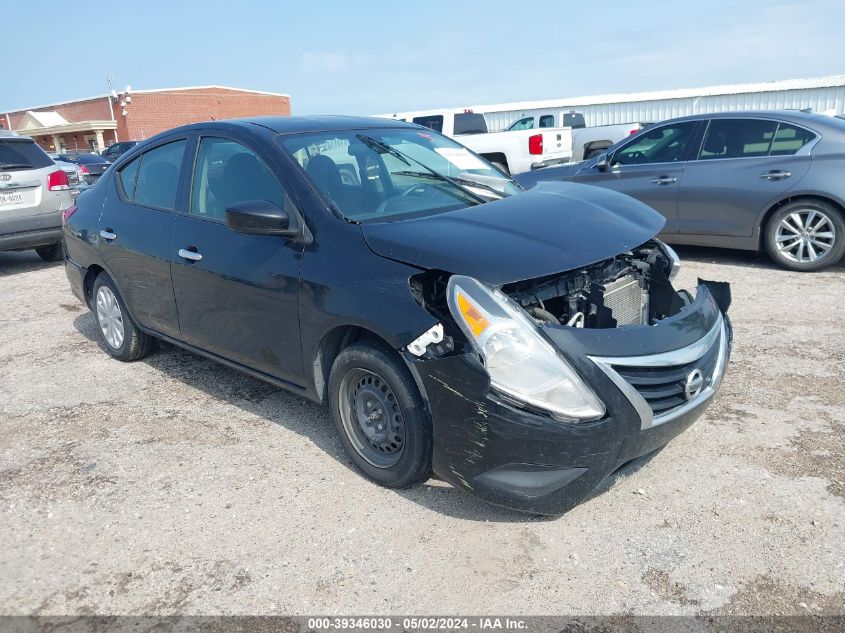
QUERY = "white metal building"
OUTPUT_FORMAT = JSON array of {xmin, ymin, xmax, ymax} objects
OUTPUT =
[{"xmin": 471, "ymin": 75, "xmax": 845, "ymax": 130}]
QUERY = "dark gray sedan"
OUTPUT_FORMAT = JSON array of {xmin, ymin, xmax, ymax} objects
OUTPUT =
[{"xmin": 517, "ymin": 111, "xmax": 845, "ymax": 271}]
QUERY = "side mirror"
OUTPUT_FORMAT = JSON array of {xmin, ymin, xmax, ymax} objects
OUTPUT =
[
  {"xmin": 595, "ymin": 153, "xmax": 610, "ymax": 171},
  {"xmin": 226, "ymin": 199, "xmax": 304, "ymax": 239}
]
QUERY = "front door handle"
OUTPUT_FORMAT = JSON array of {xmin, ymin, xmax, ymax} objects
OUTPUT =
[
  {"xmin": 99, "ymin": 228, "xmax": 117, "ymax": 241},
  {"xmin": 178, "ymin": 247, "xmax": 203, "ymax": 262},
  {"xmin": 650, "ymin": 176, "xmax": 677, "ymax": 185},
  {"xmin": 759, "ymin": 170, "xmax": 791, "ymax": 181}
]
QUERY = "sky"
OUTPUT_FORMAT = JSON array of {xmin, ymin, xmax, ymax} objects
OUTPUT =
[{"xmin": 2, "ymin": 0, "xmax": 843, "ymax": 115}]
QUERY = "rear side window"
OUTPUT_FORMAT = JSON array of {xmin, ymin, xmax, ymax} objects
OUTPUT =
[
  {"xmin": 0, "ymin": 139, "xmax": 53, "ymax": 171},
  {"xmin": 412, "ymin": 115, "xmax": 444, "ymax": 133},
  {"xmin": 539, "ymin": 115, "xmax": 555, "ymax": 128},
  {"xmin": 190, "ymin": 137, "xmax": 287, "ymax": 221},
  {"xmin": 118, "ymin": 140, "xmax": 186, "ymax": 210},
  {"xmin": 699, "ymin": 119, "xmax": 778, "ymax": 160},
  {"xmin": 453, "ymin": 113, "xmax": 487, "ymax": 135},
  {"xmin": 770, "ymin": 123, "xmax": 816, "ymax": 156}
]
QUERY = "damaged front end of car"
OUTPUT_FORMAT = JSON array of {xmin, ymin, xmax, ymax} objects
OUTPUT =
[{"xmin": 402, "ymin": 239, "xmax": 732, "ymax": 515}]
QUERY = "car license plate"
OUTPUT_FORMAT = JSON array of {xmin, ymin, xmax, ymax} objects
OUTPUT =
[{"xmin": 0, "ymin": 191, "xmax": 25, "ymax": 206}]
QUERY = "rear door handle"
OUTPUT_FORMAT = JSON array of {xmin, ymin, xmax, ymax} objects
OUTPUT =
[
  {"xmin": 759, "ymin": 170, "xmax": 791, "ymax": 180},
  {"xmin": 99, "ymin": 229, "xmax": 117, "ymax": 241},
  {"xmin": 650, "ymin": 176, "xmax": 677, "ymax": 185},
  {"xmin": 178, "ymin": 247, "xmax": 203, "ymax": 262}
]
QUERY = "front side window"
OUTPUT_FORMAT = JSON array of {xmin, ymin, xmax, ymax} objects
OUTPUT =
[
  {"xmin": 612, "ymin": 122, "xmax": 697, "ymax": 165},
  {"xmin": 191, "ymin": 137, "xmax": 287, "ymax": 221},
  {"xmin": 411, "ymin": 115, "xmax": 443, "ymax": 133},
  {"xmin": 280, "ymin": 128, "xmax": 521, "ymax": 222},
  {"xmin": 699, "ymin": 119, "xmax": 778, "ymax": 160},
  {"xmin": 121, "ymin": 140, "xmax": 185, "ymax": 210}
]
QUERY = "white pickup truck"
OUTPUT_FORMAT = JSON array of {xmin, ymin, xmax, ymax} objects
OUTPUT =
[
  {"xmin": 570, "ymin": 122, "xmax": 650, "ymax": 161},
  {"xmin": 374, "ymin": 109, "xmax": 573, "ymax": 175}
]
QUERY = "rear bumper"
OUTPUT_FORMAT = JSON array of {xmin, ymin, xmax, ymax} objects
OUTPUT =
[
  {"xmin": 531, "ymin": 157, "xmax": 571, "ymax": 170},
  {"xmin": 407, "ymin": 284, "xmax": 732, "ymax": 515},
  {"xmin": 0, "ymin": 211, "xmax": 63, "ymax": 251}
]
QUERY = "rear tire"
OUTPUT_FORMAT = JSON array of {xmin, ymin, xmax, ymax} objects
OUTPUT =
[
  {"xmin": 584, "ymin": 147, "xmax": 609, "ymax": 160},
  {"xmin": 764, "ymin": 200, "xmax": 845, "ymax": 271},
  {"xmin": 35, "ymin": 243, "xmax": 63, "ymax": 262},
  {"xmin": 329, "ymin": 340, "xmax": 432, "ymax": 488},
  {"xmin": 92, "ymin": 273, "xmax": 154, "ymax": 361}
]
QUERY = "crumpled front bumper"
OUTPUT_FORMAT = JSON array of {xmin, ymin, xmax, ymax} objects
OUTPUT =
[{"xmin": 405, "ymin": 283, "xmax": 732, "ymax": 515}]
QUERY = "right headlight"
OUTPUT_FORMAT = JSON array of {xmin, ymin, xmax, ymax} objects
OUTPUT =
[{"xmin": 447, "ymin": 275, "xmax": 605, "ymax": 422}]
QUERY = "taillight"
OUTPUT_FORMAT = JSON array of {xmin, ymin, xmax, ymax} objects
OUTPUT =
[
  {"xmin": 47, "ymin": 169, "xmax": 70, "ymax": 191},
  {"xmin": 629, "ymin": 128, "xmax": 640, "ymax": 135},
  {"xmin": 80, "ymin": 165, "xmax": 89, "ymax": 174},
  {"xmin": 62, "ymin": 205, "xmax": 78, "ymax": 225},
  {"xmin": 528, "ymin": 134, "xmax": 543, "ymax": 155}
]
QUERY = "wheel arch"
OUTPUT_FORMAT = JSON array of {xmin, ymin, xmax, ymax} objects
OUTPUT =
[
  {"xmin": 757, "ymin": 193, "xmax": 845, "ymax": 249},
  {"xmin": 479, "ymin": 152, "xmax": 508, "ymax": 171},
  {"xmin": 311, "ymin": 323, "xmax": 432, "ymax": 411},
  {"xmin": 82, "ymin": 264, "xmax": 106, "ymax": 310}
]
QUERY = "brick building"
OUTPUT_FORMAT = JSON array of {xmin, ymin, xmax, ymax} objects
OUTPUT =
[{"xmin": 0, "ymin": 86, "xmax": 291, "ymax": 153}]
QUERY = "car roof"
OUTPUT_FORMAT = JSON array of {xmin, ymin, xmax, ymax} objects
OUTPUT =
[
  {"xmin": 167, "ymin": 115, "xmax": 415, "ymax": 136},
  {"xmin": 657, "ymin": 109, "xmax": 831, "ymax": 126}
]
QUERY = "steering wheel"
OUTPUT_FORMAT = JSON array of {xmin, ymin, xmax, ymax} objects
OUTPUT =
[
  {"xmin": 401, "ymin": 183, "xmax": 440, "ymax": 198},
  {"xmin": 374, "ymin": 183, "xmax": 440, "ymax": 215}
]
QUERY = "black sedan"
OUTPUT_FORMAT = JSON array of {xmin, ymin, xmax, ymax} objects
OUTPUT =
[
  {"xmin": 54, "ymin": 152, "xmax": 110, "ymax": 185},
  {"xmin": 62, "ymin": 116, "xmax": 732, "ymax": 514},
  {"xmin": 518, "ymin": 111, "xmax": 845, "ymax": 272}
]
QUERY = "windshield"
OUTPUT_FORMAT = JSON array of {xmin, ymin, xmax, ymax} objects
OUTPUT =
[{"xmin": 279, "ymin": 128, "xmax": 522, "ymax": 222}]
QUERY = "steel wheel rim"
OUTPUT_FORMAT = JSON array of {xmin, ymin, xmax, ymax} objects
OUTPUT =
[
  {"xmin": 95, "ymin": 286, "xmax": 125, "ymax": 349},
  {"xmin": 338, "ymin": 368, "xmax": 405, "ymax": 468},
  {"xmin": 775, "ymin": 209, "xmax": 836, "ymax": 263}
]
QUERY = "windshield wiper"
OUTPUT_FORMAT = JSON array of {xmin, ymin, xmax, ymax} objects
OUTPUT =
[
  {"xmin": 0, "ymin": 163, "xmax": 32, "ymax": 170},
  {"xmin": 356, "ymin": 135, "xmax": 486, "ymax": 205},
  {"xmin": 391, "ymin": 171, "xmax": 509, "ymax": 200}
]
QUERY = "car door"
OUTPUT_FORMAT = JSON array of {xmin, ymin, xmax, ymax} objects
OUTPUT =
[
  {"xmin": 676, "ymin": 118, "xmax": 815, "ymax": 237},
  {"xmin": 170, "ymin": 134, "xmax": 304, "ymax": 384},
  {"xmin": 574, "ymin": 121, "xmax": 701, "ymax": 233},
  {"xmin": 98, "ymin": 138, "xmax": 187, "ymax": 338}
]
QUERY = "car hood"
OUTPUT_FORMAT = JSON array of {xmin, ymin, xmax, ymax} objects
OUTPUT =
[
  {"xmin": 514, "ymin": 161, "xmax": 588, "ymax": 189},
  {"xmin": 360, "ymin": 181, "xmax": 666, "ymax": 285}
]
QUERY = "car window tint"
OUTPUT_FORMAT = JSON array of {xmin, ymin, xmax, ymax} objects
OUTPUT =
[
  {"xmin": 613, "ymin": 122, "xmax": 697, "ymax": 165},
  {"xmin": 118, "ymin": 156, "xmax": 141, "ymax": 199},
  {"xmin": 770, "ymin": 123, "xmax": 816, "ymax": 156},
  {"xmin": 412, "ymin": 115, "xmax": 443, "ymax": 133},
  {"xmin": 191, "ymin": 137, "xmax": 286, "ymax": 221},
  {"xmin": 133, "ymin": 140, "xmax": 185, "ymax": 210},
  {"xmin": 539, "ymin": 115, "xmax": 555, "ymax": 128},
  {"xmin": 699, "ymin": 119, "xmax": 777, "ymax": 160},
  {"xmin": 0, "ymin": 139, "xmax": 53, "ymax": 170}
]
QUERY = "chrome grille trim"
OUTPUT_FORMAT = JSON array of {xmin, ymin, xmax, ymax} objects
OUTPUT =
[{"xmin": 588, "ymin": 316, "xmax": 727, "ymax": 430}]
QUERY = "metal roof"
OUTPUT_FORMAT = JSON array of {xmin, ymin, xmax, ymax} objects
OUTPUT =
[{"xmin": 466, "ymin": 75, "xmax": 845, "ymax": 113}]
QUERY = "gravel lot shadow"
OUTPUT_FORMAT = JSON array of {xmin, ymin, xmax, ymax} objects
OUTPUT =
[
  {"xmin": 71, "ymin": 311, "xmax": 555, "ymax": 523},
  {"xmin": 0, "ymin": 250, "xmax": 62, "ymax": 277}
]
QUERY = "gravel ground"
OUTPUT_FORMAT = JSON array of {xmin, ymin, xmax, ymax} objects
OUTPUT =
[{"xmin": 0, "ymin": 246, "xmax": 843, "ymax": 618}]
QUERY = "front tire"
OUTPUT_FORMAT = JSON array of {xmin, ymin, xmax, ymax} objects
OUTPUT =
[
  {"xmin": 92, "ymin": 273, "xmax": 154, "ymax": 361},
  {"xmin": 35, "ymin": 243, "xmax": 63, "ymax": 262},
  {"xmin": 765, "ymin": 200, "xmax": 845, "ymax": 271},
  {"xmin": 329, "ymin": 340, "xmax": 432, "ymax": 488}
]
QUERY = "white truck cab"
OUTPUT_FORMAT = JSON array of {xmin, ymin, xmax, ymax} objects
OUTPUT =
[{"xmin": 375, "ymin": 108, "xmax": 574, "ymax": 175}]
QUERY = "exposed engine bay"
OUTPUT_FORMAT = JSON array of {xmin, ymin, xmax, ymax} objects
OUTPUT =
[
  {"xmin": 409, "ymin": 240, "xmax": 689, "ymax": 343},
  {"xmin": 502, "ymin": 240, "xmax": 685, "ymax": 329}
]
